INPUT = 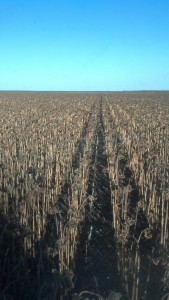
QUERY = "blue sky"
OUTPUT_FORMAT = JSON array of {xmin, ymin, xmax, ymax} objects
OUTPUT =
[{"xmin": 0, "ymin": 0, "xmax": 169, "ymax": 91}]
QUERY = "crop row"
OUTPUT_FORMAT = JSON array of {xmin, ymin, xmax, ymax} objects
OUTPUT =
[{"xmin": 103, "ymin": 93, "xmax": 169, "ymax": 299}]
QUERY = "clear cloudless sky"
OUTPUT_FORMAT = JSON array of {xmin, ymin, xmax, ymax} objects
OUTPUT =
[{"xmin": 0, "ymin": 0, "xmax": 169, "ymax": 91}]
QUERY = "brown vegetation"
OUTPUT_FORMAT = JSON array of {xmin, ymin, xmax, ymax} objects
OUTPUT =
[{"xmin": 0, "ymin": 91, "xmax": 169, "ymax": 299}]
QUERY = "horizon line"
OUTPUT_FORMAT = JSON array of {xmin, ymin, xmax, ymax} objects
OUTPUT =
[{"xmin": 0, "ymin": 89, "xmax": 169, "ymax": 93}]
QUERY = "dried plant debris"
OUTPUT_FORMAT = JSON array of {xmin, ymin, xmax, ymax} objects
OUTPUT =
[{"xmin": 0, "ymin": 91, "xmax": 169, "ymax": 299}]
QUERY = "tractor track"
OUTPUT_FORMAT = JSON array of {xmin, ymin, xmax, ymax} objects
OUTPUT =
[{"xmin": 73, "ymin": 98, "xmax": 123, "ymax": 299}]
